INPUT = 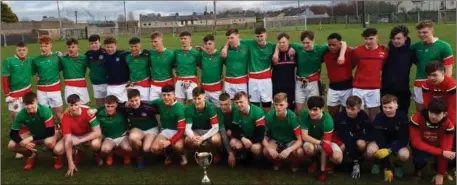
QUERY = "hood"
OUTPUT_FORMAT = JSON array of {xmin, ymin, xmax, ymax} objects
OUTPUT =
[{"xmin": 388, "ymin": 37, "xmax": 411, "ymax": 51}]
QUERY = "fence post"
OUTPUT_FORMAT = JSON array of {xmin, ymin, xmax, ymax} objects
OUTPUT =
[{"xmin": 1, "ymin": 31, "xmax": 6, "ymax": 47}]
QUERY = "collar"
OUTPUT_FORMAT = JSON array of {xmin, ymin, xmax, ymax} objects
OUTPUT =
[
  {"xmin": 71, "ymin": 107, "xmax": 82, "ymax": 117},
  {"xmin": 132, "ymin": 51, "xmax": 142, "ymax": 57},
  {"xmin": 424, "ymin": 37, "xmax": 438, "ymax": 45},
  {"xmin": 157, "ymin": 47, "xmax": 167, "ymax": 53},
  {"xmin": 276, "ymin": 110, "xmax": 288, "ymax": 119},
  {"xmin": 242, "ymin": 105, "xmax": 250, "ymax": 116},
  {"xmin": 28, "ymin": 105, "xmax": 39, "ymax": 116},
  {"xmin": 14, "ymin": 55, "xmax": 26, "ymax": 60},
  {"xmin": 421, "ymin": 109, "xmax": 447, "ymax": 128},
  {"xmin": 69, "ymin": 52, "xmax": 79, "ymax": 58},
  {"xmin": 365, "ymin": 44, "xmax": 379, "ymax": 50},
  {"xmin": 41, "ymin": 51, "xmax": 53, "ymax": 56},
  {"xmin": 206, "ymin": 49, "xmax": 217, "ymax": 55},
  {"xmin": 166, "ymin": 100, "xmax": 178, "ymax": 108},
  {"xmin": 182, "ymin": 47, "xmax": 192, "ymax": 52}
]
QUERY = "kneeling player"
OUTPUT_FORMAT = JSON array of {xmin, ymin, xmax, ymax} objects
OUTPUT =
[
  {"xmin": 98, "ymin": 95, "xmax": 131, "ymax": 166},
  {"xmin": 263, "ymin": 93, "xmax": 303, "ymax": 172},
  {"xmin": 334, "ymin": 96, "xmax": 373, "ymax": 179},
  {"xmin": 184, "ymin": 87, "xmax": 221, "ymax": 153},
  {"xmin": 54, "ymin": 94, "xmax": 102, "ymax": 176},
  {"xmin": 367, "ymin": 94, "xmax": 409, "ymax": 182},
  {"xmin": 8, "ymin": 92, "xmax": 60, "ymax": 170},
  {"xmin": 125, "ymin": 89, "xmax": 159, "ymax": 168},
  {"xmin": 410, "ymin": 99, "xmax": 455, "ymax": 185},
  {"xmin": 230, "ymin": 92, "xmax": 265, "ymax": 164},
  {"xmin": 301, "ymin": 96, "xmax": 343, "ymax": 181},
  {"xmin": 150, "ymin": 85, "xmax": 187, "ymax": 166}
]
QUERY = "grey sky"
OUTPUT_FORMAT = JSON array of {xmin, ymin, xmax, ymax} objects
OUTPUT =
[{"xmin": 4, "ymin": 1, "xmax": 330, "ymax": 21}]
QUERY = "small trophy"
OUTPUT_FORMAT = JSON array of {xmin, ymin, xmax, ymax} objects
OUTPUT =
[{"xmin": 195, "ymin": 152, "xmax": 213, "ymax": 185}]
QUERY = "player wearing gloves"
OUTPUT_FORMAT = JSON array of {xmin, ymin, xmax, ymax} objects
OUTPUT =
[{"xmin": 301, "ymin": 96, "xmax": 343, "ymax": 182}]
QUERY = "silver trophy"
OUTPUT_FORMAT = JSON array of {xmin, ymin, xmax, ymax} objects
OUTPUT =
[{"xmin": 195, "ymin": 152, "xmax": 213, "ymax": 185}]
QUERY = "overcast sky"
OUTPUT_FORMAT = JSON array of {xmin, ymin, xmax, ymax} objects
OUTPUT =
[{"xmin": 4, "ymin": 1, "xmax": 330, "ymax": 21}]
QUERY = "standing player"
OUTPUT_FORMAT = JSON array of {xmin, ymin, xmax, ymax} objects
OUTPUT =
[
  {"xmin": 85, "ymin": 34, "xmax": 108, "ymax": 107},
  {"xmin": 216, "ymin": 93, "xmax": 237, "ymax": 167},
  {"xmin": 412, "ymin": 20, "xmax": 454, "ymax": 111},
  {"xmin": 272, "ymin": 33, "xmax": 296, "ymax": 111},
  {"xmin": 149, "ymin": 32, "xmax": 175, "ymax": 100},
  {"xmin": 53, "ymin": 94, "xmax": 102, "ymax": 176},
  {"xmin": 2, "ymin": 42, "xmax": 33, "ymax": 158},
  {"xmin": 409, "ymin": 99, "xmax": 455, "ymax": 185},
  {"xmin": 103, "ymin": 37, "xmax": 130, "ymax": 103},
  {"xmin": 32, "ymin": 35, "xmax": 64, "ymax": 121},
  {"xmin": 221, "ymin": 28, "xmax": 249, "ymax": 99},
  {"xmin": 324, "ymin": 33, "xmax": 353, "ymax": 118},
  {"xmin": 301, "ymin": 96, "xmax": 343, "ymax": 182},
  {"xmin": 61, "ymin": 38, "xmax": 90, "ymax": 105},
  {"xmin": 174, "ymin": 31, "xmax": 201, "ymax": 104},
  {"xmin": 7, "ymin": 92, "xmax": 60, "ymax": 170},
  {"xmin": 352, "ymin": 28, "xmax": 388, "ymax": 121},
  {"xmin": 200, "ymin": 34, "xmax": 223, "ymax": 107},
  {"xmin": 126, "ymin": 37, "xmax": 150, "ymax": 101},
  {"xmin": 367, "ymin": 95, "xmax": 410, "ymax": 182},
  {"xmin": 263, "ymin": 93, "xmax": 303, "ymax": 172},
  {"xmin": 150, "ymin": 85, "xmax": 187, "ymax": 166},
  {"xmin": 184, "ymin": 87, "xmax": 221, "ymax": 152}
]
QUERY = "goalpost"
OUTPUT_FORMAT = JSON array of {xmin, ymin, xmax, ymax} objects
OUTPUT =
[{"xmin": 263, "ymin": 15, "xmax": 308, "ymax": 32}]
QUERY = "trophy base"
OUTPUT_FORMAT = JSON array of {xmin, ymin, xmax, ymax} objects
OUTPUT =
[{"xmin": 201, "ymin": 175, "xmax": 211, "ymax": 185}]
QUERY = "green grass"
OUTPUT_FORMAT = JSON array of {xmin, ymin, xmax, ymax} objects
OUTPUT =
[{"xmin": 1, "ymin": 23, "xmax": 456, "ymax": 184}]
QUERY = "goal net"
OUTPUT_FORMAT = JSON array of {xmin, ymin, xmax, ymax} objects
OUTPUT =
[{"xmin": 263, "ymin": 15, "xmax": 308, "ymax": 32}]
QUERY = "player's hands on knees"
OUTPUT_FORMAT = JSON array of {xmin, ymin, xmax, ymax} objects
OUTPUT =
[
  {"xmin": 66, "ymin": 162, "xmax": 78, "ymax": 177},
  {"xmin": 374, "ymin": 148, "xmax": 391, "ymax": 159},
  {"xmin": 228, "ymin": 152, "xmax": 236, "ymax": 168},
  {"xmin": 241, "ymin": 137, "xmax": 252, "ymax": 149},
  {"xmin": 279, "ymin": 148, "xmax": 292, "ymax": 159},
  {"xmin": 432, "ymin": 174, "xmax": 444, "ymax": 185},
  {"xmin": 267, "ymin": 147, "xmax": 278, "ymax": 159},
  {"xmin": 160, "ymin": 140, "xmax": 171, "ymax": 148},
  {"xmin": 72, "ymin": 138, "xmax": 82, "ymax": 146},
  {"xmin": 194, "ymin": 136, "xmax": 202, "ymax": 146},
  {"xmin": 320, "ymin": 141, "xmax": 333, "ymax": 157},
  {"xmin": 25, "ymin": 142, "xmax": 37, "ymax": 152},
  {"xmin": 442, "ymin": 151, "xmax": 456, "ymax": 160}
]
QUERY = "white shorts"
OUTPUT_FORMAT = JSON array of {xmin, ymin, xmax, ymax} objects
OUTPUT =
[
  {"xmin": 206, "ymin": 91, "xmax": 222, "ymax": 107},
  {"xmin": 107, "ymin": 83, "xmax": 128, "ymax": 103},
  {"xmin": 133, "ymin": 85, "xmax": 150, "ymax": 101},
  {"xmin": 7, "ymin": 97, "xmax": 23, "ymax": 113},
  {"xmin": 413, "ymin": 86, "xmax": 424, "ymax": 104},
  {"xmin": 352, "ymin": 88, "xmax": 381, "ymax": 108},
  {"xmin": 327, "ymin": 88, "xmax": 353, "ymax": 107},
  {"xmin": 106, "ymin": 133, "xmax": 127, "ymax": 147},
  {"xmin": 295, "ymin": 81, "xmax": 320, "ymax": 104},
  {"xmin": 137, "ymin": 127, "xmax": 159, "ymax": 136},
  {"xmin": 224, "ymin": 82, "xmax": 248, "ymax": 99},
  {"xmin": 303, "ymin": 142, "xmax": 342, "ymax": 153},
  {"xmin": 193, "ymin": 129, "xmax": 210, "ymax": 136},
  {"xmin": 93, "ymin": 84, "xmax": 107, "ymax": 99},
  {"xmin": 149, "ymin": 84, "xmax": 162, "ymax": 101},
  {"xmin": 37, "ymin": 90, "xmax": 63, "ymax": 108},
  {"xmin": 159, "ymin": 129, "xmax": 178, "ymax": 140},
  {"xmin": 65, "ymin": 86, "xmax": 90, "ymax": 105},
  {"xmin": 248, "ymin": 78, "xmax": 272, "ymax": 103},
  {"xmin": 175, "ymin": 80, "xmax": 198, "ymax": 100}
]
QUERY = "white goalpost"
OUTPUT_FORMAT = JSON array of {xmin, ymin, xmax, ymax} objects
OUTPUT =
[{"xmin": 263, "ymin": 15, "xmax": 308, "ymax": 32}]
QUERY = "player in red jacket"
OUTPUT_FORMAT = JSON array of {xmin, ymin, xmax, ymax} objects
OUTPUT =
[{"xmin": 409, "ymin": 99, "xmax": 455, "ymax": 185}]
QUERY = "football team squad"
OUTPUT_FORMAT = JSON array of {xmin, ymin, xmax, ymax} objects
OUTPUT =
[{"xmin": 2, "ymin": 20, "xmax": 456, "ymax": 184}]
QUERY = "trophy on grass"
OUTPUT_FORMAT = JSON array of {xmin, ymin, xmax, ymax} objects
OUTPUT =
[{"xmin": 195, "ymin": 152, "xmax": 213, "ymax": 185}]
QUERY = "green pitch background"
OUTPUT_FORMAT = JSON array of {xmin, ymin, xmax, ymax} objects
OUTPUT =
[{"xmin": 1, "ymin": 23, "xmax": 456, "ymax": 184}]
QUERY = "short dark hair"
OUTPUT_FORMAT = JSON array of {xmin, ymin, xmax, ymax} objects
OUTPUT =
[
  {"xmin": 428, "ymin": 98, "xmax": 447, "ymax": 114},
  {"xmin": 104, "ymin": 37, "xmax": 117, "ymax": 45},
  {"xmin": 127, "ymin": 89, "xmax": 141, "ymax": 99},
  {"xmin": 362, "ymin": 28, "xmax": 378, "ymax": 37},
  {"xmin": 67, "ymin": 94, "xmax": 81, "ymax": 104},
  {"xmin": 88, "ymin": 34, "xmax": 101, "ymax": 42},
  {"xmin": 327, "ymin": 33, "xmax": 342, "ymax": 41},
  {"xmin": 277, "ymin": 32, "xmax": 290, "ymax": 41},
  {"xmin": 425, "ymin": 61, "xmax": 445, "ymax": 75},
  {"xmin": 233, "ymin": 91, "xmax": 248, "ymax": 101},
  {"xmin": 162, "ymin": 85, "xmax": 175, "ymax": 93},
  {"xmin": 346, "ymin": 96, "xmax": 363, "ymax": 108},
  {"xmin": 390, "ymin": 25, "xmax": 409, "ymax": 39},
  {"xmin": 307, "ymin": 96, "xmax": 325, "ymax": 109},
  {"xmin": 104, "ymin": 95, "xmax": 119, "ymax": 104},
  {"xmin": 203, "ymin": 34, "xmax": 215, "ymax": 42},
  {"xmin": 219, "ymin": 93, "xmax": 231, "ymax": 101},
  {"xmin": 66, "ymin": 38, "xmax": 78, "ymax": 46},
  {"xmin": 129, "ymin": 37, "xmax": 141, "ymax": 45},
  {"xmin": 150, "ymin": 31, "xmax": 163, "ymax": 39},
  {"xmin": 254, "ymin": 27, "xmax": 266, "ymax": 34},
  {"xmin": 180, "ymin": 31, "xmax": 191, "ymax": 37},
  {"xmin": 192, "ymin": 87, "xmax": 205, "ymax": 97},
  {"xmin": 16, "ymin": 41, "xmax": 27, "ymax": 47},
  {"xmin": 225, "ymin": 28, "xmax": 239, "ymax": 36},
  {"xmin": 300, "ymin": 30, "xmax": 315, "ymax": 41},
  {"xmin": 416, "ymin": 20, "xmax": 434, "ymax": 30},
  {"xmin": 381, "ymin": 94, "xmax": 398, "ymax": 105},
  {"xmin": 23, "ymin": 92, "xmax": 37, "ymax": 105}
]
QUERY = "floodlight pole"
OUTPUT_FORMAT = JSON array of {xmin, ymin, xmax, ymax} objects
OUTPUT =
[{"xmin": 213, "ymin": 1, "xmax": 217, "ymax": 35}]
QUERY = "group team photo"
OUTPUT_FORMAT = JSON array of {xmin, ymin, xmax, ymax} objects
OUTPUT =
[{"xmin": 2, "ymin": 13, "xmax": 456, "ymax": 184}]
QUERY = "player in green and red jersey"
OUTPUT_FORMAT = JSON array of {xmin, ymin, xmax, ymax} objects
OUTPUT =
[
  {"xmin": 263, "ymin": 93, "xmax": 303, "ymax": 172},
  {"xmin": 85, "ymin": 34, "xmax": 107, "ymax": 107},
  {"xmin": 149, "ymin": 32, "xmax": 175, "ymax": 101},
  {"xmin": 174, "ymin": 31, "xmax": 201, "ymax": 104},
  {"xmin": 126, "ymin": 37, "xmax": 151, "ymax": 101},
  {"xmin": 61, "ymin": 38, "xmax": 90, "ymax": 105},
  {"xmin": 199, "ymin": 34, "xmax": 223, "ymax": 107},
  {"xmin": 53, "ymin": 94, "xmax": 102, "ymax": 176},
  {"xmin": 412, "ymin": 20, "xmax": 455, "ymax": 112},
  {"xmin": 32, "ymin": 35, "xmax": 64, "ymax": 122},
  {"xmin": 149, "ymin": 85, "xmax": 187, "ymax": 166},
  {"xmin": 221, "ymin": 28, "xmax": 250, "ymax": 99},
  {"xmin": 7, "ymin": 92, "xmax": 61, "ymax": 170},
  {"xmin": 216, "ymin": 93, "xmax": 238, "ymax": 167},
  {"xmin": 301, "ymin": 96, "xmax": 343, "ymax": 182}
]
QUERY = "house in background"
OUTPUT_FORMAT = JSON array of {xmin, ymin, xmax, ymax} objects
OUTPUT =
[
  {"xmin": 397, "ymin": 1, "xmax": 456, "ymax": 12},
  {"xmin": 139, "ymin": 13, "xmax": 256, "ymax": 28}
]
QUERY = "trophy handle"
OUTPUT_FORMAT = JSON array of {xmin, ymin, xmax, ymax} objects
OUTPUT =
[
  {"xmin": 208, "ymin": 152, "xmax": 213, "ymax": 165},
  {"xmin": 194, "ymin": 152, "xmax": 199, "ymax": 163}
]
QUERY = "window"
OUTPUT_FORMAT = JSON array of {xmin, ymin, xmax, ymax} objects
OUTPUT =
[
  {"xmin": 239, "ymin": 19, "xmax": 241, "ymax": 21},
  {"xmin": 148, "ymin": 23, "xmax": 151, "ymax": 26},
  {"xmin": 200, "ymin": 21, "xmax": 203, "ymax": 23},
  {"xmin": 234, "ymin": 19, "xmax": 236, "ymax": 22},
  {"xmin": 143, "ymin": 23, "xmax": 147, "ymax": 26},
  {"xmin": 165, "ymin": 22, "xmax": 167, "ymax": 25}
]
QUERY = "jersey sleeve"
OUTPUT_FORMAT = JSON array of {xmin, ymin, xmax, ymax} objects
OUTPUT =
[
  {"xmin": 322, "ymin": 113, "xmax": 334, "ymax": 133},
  {"xmin": 11, "ymin": 112, "xmax": 24, "ymax": 131},
  {"xmin": 289, "ymin": 112, "xmax": 302, "ymax": 137},
  {"xmin": 1, "ymin": 59, "xmax": 10, "ymax": 76},
  {"xmin": 318, "ymin": 45, "xmax": 329, "ymax": 54},
  {"xmin": 175, "ymin": 105, "xmax": 186, "ymax": 128},
  {"xmin": 208, "ymin": 105, "xmax": 219, "ymax": 126},
  {"xmin": 441, "ymin": 42, "xmax": 454, "ymax": 65},
  {"xmin": 87, "ymin": 110, "xmax": 100, "ymax": 128},
  {"xmin": 254, "ymin": 108, "xmax": 265, "ymax": 126},
  {"xmin": 41, "ymin": 106, "xmax": 54, "ymax": 128}
]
